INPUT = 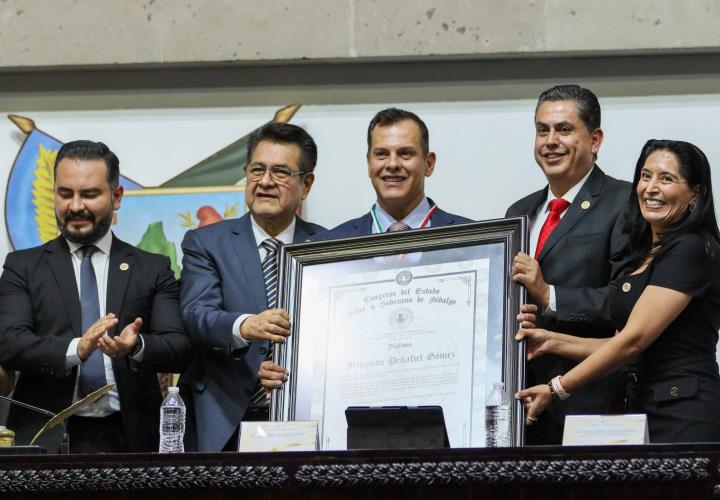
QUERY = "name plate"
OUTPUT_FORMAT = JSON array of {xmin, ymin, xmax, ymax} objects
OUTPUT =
[
  {"xmin": 238, "ymin": 421, "xmax": 319, "ymax": 452},
  {"xmin": 562, "ymin": 414, "xmax": 649, "ymax": 446}
]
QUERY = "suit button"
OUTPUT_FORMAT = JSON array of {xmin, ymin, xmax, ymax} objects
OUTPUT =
[{"xmin": 259, "ymin": 348, "xmax": 267, "ymax": 355}]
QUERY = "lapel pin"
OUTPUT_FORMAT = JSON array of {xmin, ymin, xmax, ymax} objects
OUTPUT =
[
  {"xmin": 119, "ymin": 263, "xmax": 130, "ymax": 271},
  {"xmin": 622, "ymin": 282, "xmax": 631, "ymax": 292},
  {"xmin": 581, "ymin": 200, "xmax": 591, "ymax": 210}
]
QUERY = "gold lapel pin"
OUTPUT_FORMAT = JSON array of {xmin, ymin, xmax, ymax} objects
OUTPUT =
[
  {"xmin": 622, "ymin": 282, "xmax": 631, "ymax": 292},
  {"xmin": 581, "ymin": 200, "xmax": 591, "ymax": 210},
  {"xmin": 119, "ymin": 263, "xmax": 130, "ymax": 271}
]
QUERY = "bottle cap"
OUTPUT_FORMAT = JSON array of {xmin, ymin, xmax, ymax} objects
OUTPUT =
[{"xmin": 0, "ymin": 426, "xmax": 15, "ymax": 447}]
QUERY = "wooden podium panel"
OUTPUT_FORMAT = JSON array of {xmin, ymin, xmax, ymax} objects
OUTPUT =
[{"xmin": 0, "ymin": 444, "xmax": 717, "ymax": 499}]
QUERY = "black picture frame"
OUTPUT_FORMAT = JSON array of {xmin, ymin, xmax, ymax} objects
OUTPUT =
[{"xmin": 271, "ymin": 217, "xmax": 528, "ymax": 449}]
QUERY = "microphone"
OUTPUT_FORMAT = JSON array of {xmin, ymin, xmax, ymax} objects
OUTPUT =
[{"xmin": 0, "ymin": 394, "xmax": 69, "ymax": 454}]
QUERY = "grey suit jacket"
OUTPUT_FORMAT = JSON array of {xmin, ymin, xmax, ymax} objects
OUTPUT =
[
  {"xmin": 179, "ymin": 213, "xmax": 325, "ymax": 452},
  {"xmin": 506, "ymin": 166, "xmax": 632, "ymax": 444},
  {"xmin": 0, "ymin": 235, "xmax": 191, "ymax": 452}
]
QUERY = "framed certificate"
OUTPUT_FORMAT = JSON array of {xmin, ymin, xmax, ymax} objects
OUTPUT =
[{"xmin": 271, "ymin": 217, "xmax": 528, "ymax": 449}]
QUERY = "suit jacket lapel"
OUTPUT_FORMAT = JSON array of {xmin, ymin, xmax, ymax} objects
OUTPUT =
[
  {"xmin": 357, "ymin": 212, "xmax": 374, "ymax": 235},
  {"xmin": 230, "ymin": 214, "xmax": 267, "ymax": 311},
  {"xmin": 293, "ymin": 217, "xmax": 318, "ymax": 243},
  {"xmin": 106, "ymin": 236, "xmax": 134, "ymax": 337},
  {"xmin": 522, "ymin": 189, "xmax": 548, "ymax": 220},
  {"xmin": 537, "ymin": 167, "xmax": 605, "ymax": 262},
  {"xmin": 46, "ymin": 238, "xmax": 82, "ymax": 337},
  {"xmin": 426, "ymin": 197, "xmax": 451, "ymax": 226}
]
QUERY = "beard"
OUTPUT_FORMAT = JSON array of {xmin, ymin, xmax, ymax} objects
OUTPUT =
[{"xmin": 58, "ymin": 208, "xmax": 113, "ymax": 245}]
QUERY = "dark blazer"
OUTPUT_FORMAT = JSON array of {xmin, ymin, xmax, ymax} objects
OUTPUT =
[
  {"xmin": 506, "ymin": 166, "xmax": 632, "ymax": 444},
  {"xmin": 0, "ymin": 235, "xmax": 191, "ymax": 452},
  {"xmin": 326, "ymin": 200, "xmax": 472, "ymax": 238},
  {"xmin": 179, "ymin": 213, "xmax": 325, "ymax": 452}
]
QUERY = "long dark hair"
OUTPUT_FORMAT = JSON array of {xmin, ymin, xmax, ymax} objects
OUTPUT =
[{"xmin": 624, "ymin": 139, "xmax": 720, "ymax": 266}]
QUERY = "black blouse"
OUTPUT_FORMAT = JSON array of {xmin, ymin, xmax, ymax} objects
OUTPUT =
[{"xmin": 608, "ymin": 233, "xmax": 720, "ymax": 367}]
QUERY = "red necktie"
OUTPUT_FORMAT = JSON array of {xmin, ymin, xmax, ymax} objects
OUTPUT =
[{"xmin": 535, "ymin": 198, "xmax": 570, "ymax": 258}]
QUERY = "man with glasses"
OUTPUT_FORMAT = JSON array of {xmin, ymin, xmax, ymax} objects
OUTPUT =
[{"xmin": 179, "ymin": 122, "xmax": 325, "ymax": 452}]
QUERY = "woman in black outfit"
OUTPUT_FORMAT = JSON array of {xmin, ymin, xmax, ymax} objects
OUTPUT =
[{"xmin": 516, "ymin": 139, "xmax": 720, "ymax": 443}]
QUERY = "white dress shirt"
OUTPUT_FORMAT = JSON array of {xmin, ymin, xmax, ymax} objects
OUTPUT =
[
  {"xmin": 371, "ymin": 196, "xmax": 433, "ymax": 233},
  {"xmin": 231, "ymin": 216, "xmax": 297, "ymax": 349},
  {"xmin": 64, "ymin": 230, "xmax": 144, "ymax": 417}
]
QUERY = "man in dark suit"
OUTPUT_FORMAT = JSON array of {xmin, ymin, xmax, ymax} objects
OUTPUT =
[
  {"xmin": 0, "ymin": 140, "xmax": 191, "ymax": 453},
  {"xmin": 259, "ymin": 107, "xmax": 471, "ymax": 394},
  {"xmin": 179, "ymin": 123, "xmax": 325, "ymax": 452},
  {"xmin": 507, "ymin": 85, "xmax": 631, "ymax": 444},
  {"xmin": 328, "ymin": 107, "xmax": 470, "ymax": 238}
]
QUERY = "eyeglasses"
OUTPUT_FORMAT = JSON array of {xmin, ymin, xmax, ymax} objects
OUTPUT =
[{"xmin": 244, "ymin": 164, "xmax": 308, "ymax": 183}]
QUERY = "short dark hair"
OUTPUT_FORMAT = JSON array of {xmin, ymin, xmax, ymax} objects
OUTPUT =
[
  {"xmin": 624, "ymin": 139, "xmax": 720, "ymax": 264},
  {"xmin": 246, "ymin": 122, "xmax": 317, "ymax": 172},
  {"xmin": 535, "ymin": 85, "xmax": 601, "ymax": 133},
  {"xmin": 367, "ymin": 108, "xmax": 430, "ymax": 156},
  {"xmin": 54, "ymin": 140, "xmax": 120, "ymax": 189}
]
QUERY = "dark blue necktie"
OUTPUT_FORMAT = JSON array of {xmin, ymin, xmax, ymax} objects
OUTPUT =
[{"xmin": 78, "ymin": 245, "xmax": 106, "ymax": 398}]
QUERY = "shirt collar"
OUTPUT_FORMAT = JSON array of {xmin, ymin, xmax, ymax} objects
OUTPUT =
[
  {"xmin": 372, "ymin": 196, "xmax": 431, "ymax": 233},
  {"xmin": 250, "ymin": 214, "xmax": 296, "ymax": 247},
  {"xmin": 66, "ymin": 229, "xmax": 113, "ymax": 256},
  {"xmin": 540, "ymin": 165, "xmax": 594, "ymax": 214}
]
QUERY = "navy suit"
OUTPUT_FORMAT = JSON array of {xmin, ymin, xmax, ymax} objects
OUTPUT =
[
  {"xmin": 179, "ymin": 213, "xmax": 325, "ymax": 452},
  {"xmin": 506, "ymin": 166, "xmax": 632, "ymax": 444},
  {"xmin": 326, "ymin": 202, "xmax": 472, "ymax": 238}
]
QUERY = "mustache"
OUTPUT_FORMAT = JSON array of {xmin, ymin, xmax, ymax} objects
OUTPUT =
[{"xmin": 64, "ymin": 210, "xmax": 95, "ymax": 222}]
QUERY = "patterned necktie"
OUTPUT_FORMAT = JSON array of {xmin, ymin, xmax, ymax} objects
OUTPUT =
[
  {"xmin": 387, "ymin": 221, "xmax": 411, "ymax": 232},
  {"xmin": 260, "ymin": 238, "xmax": 282, "ymax": 309},
  {"xmin": 78, "ymin": 245, "xmax": 107, "ymax": 398},
  {"xmin": 534, "ymin": 198, "xmax": 570, "ymax": 259},
  {"xmin": 250, "ymin": 238, "xmax": 282, "ymax": 408}
]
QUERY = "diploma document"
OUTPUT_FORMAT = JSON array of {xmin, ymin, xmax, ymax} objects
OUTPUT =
[
  {"xmin": 273, "ymin": 219, "xmax": 528, "ymax": 450},
  {"xmin": 320, "ymin": 263, "xmax": 486, "ymax": 449}
]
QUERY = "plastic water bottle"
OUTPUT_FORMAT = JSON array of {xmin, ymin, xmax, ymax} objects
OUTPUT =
[
  {"xmin": 159, "ymin": 386, "xmax": 185, "ymax": 453},
  {"xmin": 485, "ymin": 382, "xmax": 511, "ymax": 447}
]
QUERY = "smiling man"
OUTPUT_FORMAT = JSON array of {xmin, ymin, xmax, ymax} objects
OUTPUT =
[
  {"xmin": 179, "ymin": 122, "xmax": 325, "ymax": 452},
  {"xmin": 506, "ymin": 85, "xmax": 632, "ymax": 445},
  {"xmin": 0, "ymin": 140, "xmax": 190, "ymax": 453},
  {"xmin": 328, "ymin": 107, "xmax": 471, "ymax": 237}
]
